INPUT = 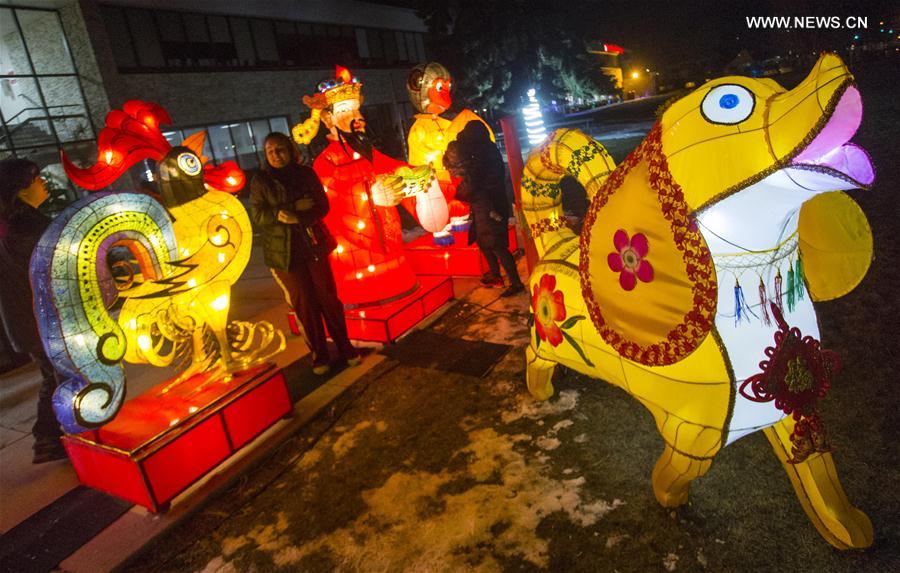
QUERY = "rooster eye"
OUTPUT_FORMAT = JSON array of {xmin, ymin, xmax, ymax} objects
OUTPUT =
[
  {"xmin": 701, "ymin": 84, "xmax": 755, "ymax": 125},
  {"xmin": 177, "ymin": 152, "xmax": 202, "ymax": 175}
]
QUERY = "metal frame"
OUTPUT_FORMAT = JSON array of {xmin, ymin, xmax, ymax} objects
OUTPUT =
[{"xmin": 0, "ymin": 4, "xmax": 96, "ymax": 158}]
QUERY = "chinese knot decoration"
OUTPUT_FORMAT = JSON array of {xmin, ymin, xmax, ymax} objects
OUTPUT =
[{"xmin": 740, "ymin": 303, "xmax": 841, "ymax": 463}]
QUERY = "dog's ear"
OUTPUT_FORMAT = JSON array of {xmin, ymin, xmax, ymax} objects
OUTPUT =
[
  {"xmin": 798, "ymin": 191, "xmax": 872, "ymax": 301},
  {"xmin": 580, "ymin": 127, "xmax": 717, "ymax": 367}
]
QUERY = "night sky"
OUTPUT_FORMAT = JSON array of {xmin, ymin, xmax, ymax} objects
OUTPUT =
[{"xmin": 381, "ymin": 0, "xmax": 897, "ymax": 70}]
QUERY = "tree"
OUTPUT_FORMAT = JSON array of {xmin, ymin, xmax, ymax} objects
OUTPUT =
[{"xmin": 417, "ymin": 0, "xmax": 613, "ymax": 115}]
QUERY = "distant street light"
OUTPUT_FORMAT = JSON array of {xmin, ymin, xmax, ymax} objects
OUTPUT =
[{"xmin": 631, "ymin": 71, "xmax": 640, "ymax": 79}]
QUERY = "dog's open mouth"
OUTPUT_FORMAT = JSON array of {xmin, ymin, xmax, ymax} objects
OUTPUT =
[{"xmin": 790, "ymin": 85, "xmax": 875, "ymax": 187}]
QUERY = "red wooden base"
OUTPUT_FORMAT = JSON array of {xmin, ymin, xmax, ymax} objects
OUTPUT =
[
  {"xmin": 62, "ymin": 363, "xmax": 290, "ymax": 512},
  {"xmin": 345, "ymin": 275, "xmax": 454, "ymax": 342},
  {"xmin": 404, "ymin": 225, "xmax": 518, "ymax": 277}
]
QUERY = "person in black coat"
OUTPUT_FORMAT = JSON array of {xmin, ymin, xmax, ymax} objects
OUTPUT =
[
  {"xmin": 250, "ymin": 133, "xmax": 359, "ymax": 375},
  {"xmin": 447, "ymin": 121, "xmax": 525, "ymax": 297},
  {"xmin": 0, "ymin": 159, "xmax": 67, "ymax": 463}
]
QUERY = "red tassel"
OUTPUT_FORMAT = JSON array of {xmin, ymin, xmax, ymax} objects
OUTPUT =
[
  {"xmin": 774, "ymin": 269, "xmax": 784, "ymax": 315},
  {"xmin": 758, "ymin": 278, "xmax": 771, "ymax": 326}
]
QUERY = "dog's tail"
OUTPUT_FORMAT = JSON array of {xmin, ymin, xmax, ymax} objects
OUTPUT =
[{"xmin": 520, "ymin": 129, "xmax": 616, "ymax": 257}]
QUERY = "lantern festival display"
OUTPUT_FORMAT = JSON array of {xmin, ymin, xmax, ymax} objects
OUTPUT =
[
  {"xmin": 405, "ymin": 62, "xmax": 496, "ymax": 244},
  {"xmin": 32, "ymin": 101, "xmax": 285, "ymax": 434},
  {"xmin": 292, "ymin": 67, "xmax": 440, "ymax": 308},
  {"xmin": 519, "ymin": 54, "xmax": 875, "ymax": 549}
]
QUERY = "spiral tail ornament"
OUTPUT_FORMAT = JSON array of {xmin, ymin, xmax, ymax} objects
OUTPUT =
[
  {"xmin": 30, "ymin": 192, "xmax": 178, "ymax": 433},
  {"xmin": 520, "ymin": 129, "xmax": 616, "ymax": 256}
]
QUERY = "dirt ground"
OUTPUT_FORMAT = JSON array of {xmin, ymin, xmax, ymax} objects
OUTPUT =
[{"xmin": 122, "ymin": 58, "xmax": 899, "ymax": 573}]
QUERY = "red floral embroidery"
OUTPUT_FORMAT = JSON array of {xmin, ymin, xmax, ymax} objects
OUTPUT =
[
  {"xmin": 531, "ymin": 274, "xmax": 566, "ymax": 347},
  {"xmin": 607, "ymin": 229, "xmax": 654, "ymax": 291}
]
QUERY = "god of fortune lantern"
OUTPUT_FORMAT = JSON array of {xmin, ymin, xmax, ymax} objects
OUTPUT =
[
  {"xmin": 31, "ymin": 101, "xmax": 284, "ymax": 433},
  {"xmin": 406, "ymin": 62, "xmax": 496, "ymax": 243},
  {"xmin": 292, "ymin": 66, "xmax": 440, "ymax": 307}
]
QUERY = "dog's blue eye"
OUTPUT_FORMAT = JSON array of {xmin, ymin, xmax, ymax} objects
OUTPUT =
[
  {"xmin": 702, "ymin": 84, "xmax": 756, "ymax": 125},
  {"xmin": 719, "ymin": 94, "xmax": 739, "ymax": 109}
]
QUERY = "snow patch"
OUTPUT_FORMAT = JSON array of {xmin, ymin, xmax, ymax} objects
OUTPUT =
[
  {"xmin": 502, "ymin": 389, "xmax": 580, "ymax": 423},
  {"xmin": 211, "ymin": 427, "xmax": 623, "ymax": 570}
]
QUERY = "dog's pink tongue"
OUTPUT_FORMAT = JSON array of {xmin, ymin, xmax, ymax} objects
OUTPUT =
[
  {"xmin": 792, "ymin": 85, "xmax": 873, "ymax": 185},
  {"xmin": 794, "ymin": 86, "xmax": 861, "ymax": 163}
]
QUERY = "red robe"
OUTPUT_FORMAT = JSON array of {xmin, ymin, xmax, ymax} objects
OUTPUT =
[{"xmin": 313, "ymin": 139, "xmax": 418, "ymax": 307}]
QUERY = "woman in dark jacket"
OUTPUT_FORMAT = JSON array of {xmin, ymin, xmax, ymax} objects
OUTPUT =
[
  {"xmin": 250, "ymin": 132, "xmax": 358, "ymax": 374},
  {"xmin": 0, "ymin": 159, "xmax": 66, "ymax": 463},
  {"xmin": 448, "ymin": 121, "xmax": 525, "ymax": 297}
]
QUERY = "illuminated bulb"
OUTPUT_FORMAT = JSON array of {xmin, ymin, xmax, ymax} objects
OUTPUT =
[
  {"xmin": 187, "ymin": 278, "xmax": 197, "ymax": 288},
  {"xmin": 323, "ymin": 185, "xmax": 329, "ymax": 193},
  {"xmin": 181, "ymin": 247, "xmax": 190, "ymax": 256},
  {"xmin": 444, "ymin": 252, "xmax": 450, "ymax": 260},
  {"xmin": 137, "ymin": 334, "xmax": 152, "ymax": 351},
  {"xmin": 169, "ymin": 418, "xmax": 180, "ymax": 427},
  {"xmin": 356, "ymin": 272, "xmax": 363, "ymax": 279},
  {"xmin": 352, "ymin": 152, "xmax": 360, "ymax": 160},
  {"xmin": 360, "ymin": 193, "xmax": 367, "ymax": 202},
  {"xmin": 357, "ymin": 220, "xmax": 366, "ymax": 230},
  {"xmin": 225, "ymin": 176, "xmax": 237, "ymax": 186},
  {"xmin": 631, "ymin": 71, "xmax": 640, "ymax": 79},
  {"xmin": 128, "ymin": 318, "xmax": 137, "ymax": 330},
  {"xmin": 188, "ymin": 406, "xmax": 198, "ymax": 414},
  {"xmin": 217, "ymin": 252, "xmax": 226, "ymax": 263},
  {"xmin": 210, "ymin": 232, "xmax": 226, "ymax": 246},
  {"xmin": 367, "ymin": 264, "xmax": 375, "ymax": 273},
  {"xmin": 220, "ymin": 211, "xmax": 229, "ymax": 218},
  {"xmin": 70, "ymin": 243, "xmax": 79, "ymax": 255},
  {"xmin": 73, "ymin": 334, "xmax": 85, "ymax": 346},
  {"xmin": 104, "ymin": 150, "xmax": 113, "ymax": 164},
  {"xmin": 336, "ymin": 244, "xmax": 345, "ymax": 254},
  {"xmin": 210, "ymin": 293, "xmax": 229, "ymax": 311}
]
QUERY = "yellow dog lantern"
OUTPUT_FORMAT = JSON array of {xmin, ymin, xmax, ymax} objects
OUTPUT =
[{"xmin": 522, "ymin": 53, "xmax": 875, "ymax": 549}]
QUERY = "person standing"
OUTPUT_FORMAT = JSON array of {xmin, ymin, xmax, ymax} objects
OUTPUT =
[
  {"xmin": 450, "ymin": 121, "xmax": 526, "ymax": 297},
  {"xmin": 0, "ymin": 159, "xmax": 66, "ymax": 463},
  {"xmin": 250, "ymin": 133, "xmax": 360, "ymax": 375}
]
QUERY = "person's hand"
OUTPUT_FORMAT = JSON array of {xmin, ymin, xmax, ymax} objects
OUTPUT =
[
  {"xmin": 489, "ymin": 210, "xmax": 504, "ymax": 223},
  {"xmin": 277, "ymin": 210, "xmax": 299, "ymax": 224},
  {"xmin": 294, "ymin": 197, "xmax": 315, "ymax": 211}
]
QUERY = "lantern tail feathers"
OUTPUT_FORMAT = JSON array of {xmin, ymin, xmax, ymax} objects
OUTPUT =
[{"xmin": 520, "ymin": 129, "xmax": 616, "ymax": 257}]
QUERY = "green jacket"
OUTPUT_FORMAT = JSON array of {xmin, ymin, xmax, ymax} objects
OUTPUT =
[{"xmin": 249, "ymin": 166, "xmax": 330, "ymax": 271}]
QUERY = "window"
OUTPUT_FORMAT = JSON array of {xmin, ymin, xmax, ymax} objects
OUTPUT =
[
  {"xmin": 163, "ymin": 116, "xmax": 290, "ymax": 172},
  {"xmin": 0, "ymin": 6, "xmax": 96, "ymax": 227},
  {"xmin": 97, "ymin": 5, "xmax": 418, "ymax": 72},
  {"xmin": 126, "ymin": 9, "xmax": 164, "ymax": 67}
]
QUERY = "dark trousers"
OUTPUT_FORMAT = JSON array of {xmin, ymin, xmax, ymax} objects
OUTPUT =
[
  {"xmin": 272, "ymin": 256, "xmax": 355, "ymax": 366},
  {"xmin": 476, "ymin": 219, "xmax": 523, "ymax": 286},
  {"xmin": 31, "ymin": 350, "xmax": 62, "ymax": 441}
]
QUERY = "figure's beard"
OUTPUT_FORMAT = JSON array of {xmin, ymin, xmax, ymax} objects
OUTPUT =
[{"xmin": 336, "ymin": 121, "xmax": 373, "ymax": 162}]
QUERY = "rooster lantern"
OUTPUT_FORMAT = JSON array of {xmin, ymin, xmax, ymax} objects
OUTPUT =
[
  {"xmin": 30, "ymin": 101, "xmax": 284, "ymax": 434},
  {"xmin": 520, "ymin": 54, "xmax": 875, "ymax": 549}
]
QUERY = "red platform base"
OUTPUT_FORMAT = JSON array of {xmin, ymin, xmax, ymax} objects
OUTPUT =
[
  {"xmin": 345, "ymin": 275, "xmax": 454, "ymax": 342},
  {"xmin": 62, "ymin": 363, "xmax": 290, "ymax": 512},
  {"xmin": 404, "ymin": 225, "xmax": 518, "ymax": 277}
]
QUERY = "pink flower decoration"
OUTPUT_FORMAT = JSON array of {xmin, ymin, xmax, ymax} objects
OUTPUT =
[{"xmin": 607, "ymin": 229, "xmax": 654, "ymax": 291}]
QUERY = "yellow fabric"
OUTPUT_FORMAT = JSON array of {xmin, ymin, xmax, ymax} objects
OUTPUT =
[
  {"xmin": 584, "ymin": 160, "xmax": 699, "ymax": 349},
  {"xmin": 798, "ymin": 191, "xmax": 873, "ymax": 301},
  {"xmin": 661, "ymin": 53, "xmax": 854, "ymax": 212}
]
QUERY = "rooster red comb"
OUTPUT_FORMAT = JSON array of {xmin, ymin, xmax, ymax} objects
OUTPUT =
[{"xmin": 63, "ymin": 100, "xmax": 244, "ymax": 193}]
